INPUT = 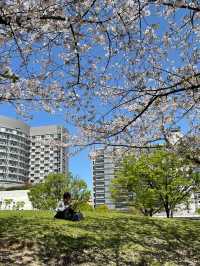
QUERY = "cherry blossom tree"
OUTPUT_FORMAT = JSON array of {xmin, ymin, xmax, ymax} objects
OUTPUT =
[{"xmin": 0, "ymin": 0, "xmax": 199, "ymax": 150}]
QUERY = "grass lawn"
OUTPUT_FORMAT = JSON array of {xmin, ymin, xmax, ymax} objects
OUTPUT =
[{"xmin": 0, "ymin": 211, "xmax": 200, "ymax": 266}]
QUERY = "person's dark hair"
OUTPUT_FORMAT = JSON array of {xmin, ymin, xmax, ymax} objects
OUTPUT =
[{"xmin": 63, "ymin": 192, "xmax": 71, "ymax": 199}]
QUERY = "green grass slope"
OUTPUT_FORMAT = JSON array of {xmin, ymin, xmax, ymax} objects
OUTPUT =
[{"xmin": 0, "ymin": 211, "xmax": 200, "ymax": 266}]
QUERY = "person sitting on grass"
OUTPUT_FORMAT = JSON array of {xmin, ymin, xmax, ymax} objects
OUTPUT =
[{"xmin": 54, "ymin": 192, "xmax": 83, "ymax": 221}]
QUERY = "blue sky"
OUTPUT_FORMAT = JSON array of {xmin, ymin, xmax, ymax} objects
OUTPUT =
[{"xmin": 0, "ymin": 103, "xmax": 93, "ymax": 190}]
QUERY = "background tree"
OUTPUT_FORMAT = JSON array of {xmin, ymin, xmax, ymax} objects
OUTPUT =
[
  {"xmin": 111, "ymin": 155, "xmax": 163, "ymax": 216},
  {"xmin": 28, "ymin": 173, "xmax": 90, "ymax": 210},
  {"xmin": 14, "ymin": 201, "xmax": 25, "ymax": 210},
  {"xmin": 18, "ymin": 201, "xmax": 25, "ymax": 210},
  {"xmin": 3, "ymin": 198, "xmax": 13, "ymax": 210},
  {"xmin": 146, "ymin": 150, "xmax": 200, "ymax": 218},
  {"xmin": 111, "ymin": 150, "xmax": 200, "ymax": 218},
  {"xmin": 0, "ymin": 1, "xmax": 199, "ymax": 150},
  {"xmin": 69, "ymin": 178, "xmax": 92, "ymax": 210}
]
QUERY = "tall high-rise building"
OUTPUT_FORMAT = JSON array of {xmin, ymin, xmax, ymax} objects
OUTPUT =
[
  {"xmin": 29, "ymin": 125, "xmax": 68, "ymax": 183},
  {"xmin": 0, "ymin": 116, "xmax": 30, "ymax": 187},
  {"xmin": 0, "ymin": 116, "xmax": 68, "ymax": 187},
  {"xmin": 91, "ymin": 148, "xmax": 128, "ymax": 209},
  {"xmin": 91, "ymin": 148, "xmax": 117, "ymax": 209}
]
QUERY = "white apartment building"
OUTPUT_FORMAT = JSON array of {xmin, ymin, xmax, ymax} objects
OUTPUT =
[
  {"xmin": 0, "ymin": 116, "xmax": 68, "ymax": 187},
  {"xmin": 29, "ymin": 126, "xmax": 68, "ymax": 183},
  {"xmin": 0, "ymin": 116, "xmax": 30, "ymax": 187}
]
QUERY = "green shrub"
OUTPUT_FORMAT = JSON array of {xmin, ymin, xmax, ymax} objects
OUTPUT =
[
  {"xmin": 196, "ymin": 208, "xmax": 200, "ymax": 215},
  {"xmin": 95, "ymin": 204, "xmax": 109, "ymax": 212},
  {"xmin": 78, "ymin": 203, "xmax": 94, "ymax": 212},
  {"xmin": 13, "ymin": 201, "xmax": 25, "ymax": 210},
  {"xmin": 128, "ymin": 206, "xmax": 142, "ymax": 216}
]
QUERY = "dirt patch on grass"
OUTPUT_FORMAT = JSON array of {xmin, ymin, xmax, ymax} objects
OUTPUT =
[
  {"xmin": 0, "ymin": 239, "xmax": 42, "ymax": 266},
  {"xmin": 0, "ymin": 240, "xmax": 150, "ymax": 266}
]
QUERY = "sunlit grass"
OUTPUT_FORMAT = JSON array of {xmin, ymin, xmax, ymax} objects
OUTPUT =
[{"xmin": 0, "ymin": 210, "xmax": 200, "ymax": 265}]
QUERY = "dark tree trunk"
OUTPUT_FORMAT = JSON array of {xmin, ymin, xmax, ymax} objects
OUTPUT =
[
  {"xmin": 164, "ymin": 194, "xmax": 170, "ymax": 218},
  {"xmin": 165, "ymin": 206, "xmax": 170, "ymax": 218}
]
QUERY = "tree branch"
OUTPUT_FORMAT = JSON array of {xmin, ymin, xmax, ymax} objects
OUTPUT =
[
  {"xmin": 69, "ymin": 23, "xmax": 81, "ymax": 85},
  {"xmin": 149, "ymin": 1, "xmax": 200, "ymax": 12}
]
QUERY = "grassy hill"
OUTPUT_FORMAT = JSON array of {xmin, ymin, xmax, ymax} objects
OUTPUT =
[{"xmin": 0, "ymin": 210, "xmax": 200, "ymax": 266}]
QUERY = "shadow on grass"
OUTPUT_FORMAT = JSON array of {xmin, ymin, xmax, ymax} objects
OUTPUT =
[
  {"xmin": 66, "ymin": 215, "xmax": 200, "ymax": 265},
  {"xmin": 0, "ymin": 212, "xmax": 200, "ymax": 265}
]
